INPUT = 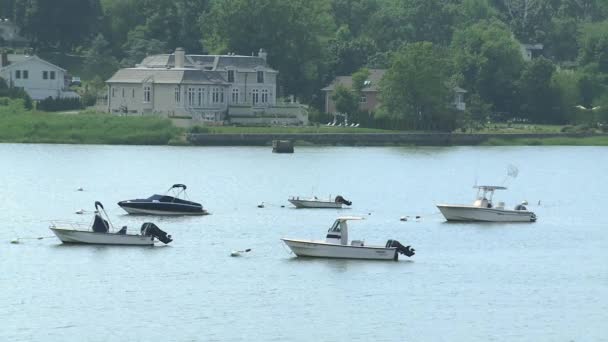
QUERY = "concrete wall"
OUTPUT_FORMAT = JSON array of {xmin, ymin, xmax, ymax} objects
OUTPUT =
[{"xmin": 188, "ymin": 132, "xmax": 602, "ymax": 146}]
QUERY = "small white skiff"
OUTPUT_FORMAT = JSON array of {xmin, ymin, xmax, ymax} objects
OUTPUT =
[
  {"xmin": 288, "ymin": 195, "xmax": 352, "ymax": 209},
  {"xmin": 281, "ymin": 217, "xmax": 415, "ymax": 261},
  {"xmin": 50, "ymin": 201, "xmax": 173, "ymax": 246},
  {"xmin": 437, "ymin": 185, "xmax": 537, "ymax": 222}
]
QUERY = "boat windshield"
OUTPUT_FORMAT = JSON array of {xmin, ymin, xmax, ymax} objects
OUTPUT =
[{"xmin": 328, "ymin": 220, "xmax": 341, "ymax": 233}]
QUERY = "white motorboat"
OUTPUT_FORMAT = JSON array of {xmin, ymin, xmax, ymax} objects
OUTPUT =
[
  {"xmin": 288, "ymin": 195, "xmax": 352, "ymax": 209},
  {"xmin": 281, "ymin": 217, "xmax": 415, "ymax": 261},
  {"xmin": 50, "ymin": 201, "xmax": 173, "ymax": 246},
  {"xmin": 437, "ymin": 185, "xmax": 537, "ymax": 222}
]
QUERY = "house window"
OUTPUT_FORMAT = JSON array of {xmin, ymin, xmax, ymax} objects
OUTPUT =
[
  {"xmin": 132, "ymin": 89, "xmax": 135, "ymax": 98},
  {"xmin": 360, "ymin": 95, "xmax": 367, "ymax": 103},
  {"xmin": 122, "ymin": 88, "xmax": 125, "ymax": 98},
  {"xmin": 228, "ymin": 70, "xmax": 234, "ymax": 83},
  {"xmin": 252, "ymin": 89, "xmax": 259, "ymax": 104},
  {"xmin": 212, "ymin": 87, "xmax": 220, "ymax": 103},
  {"xmin": 261, "ymin": 89, "xmax": 269, "ymax": 103},
  {"xmin": 143, "ymin": 86, "xmax": 151, "ymax": 103},
  {"xmin": 231, "ymin": 88, "xmax": 239, "ymax": 103},
  {"xmin": 175, "ymin": 87, "xmax": 181, "ymax": 103},
  {"xmin": 220, "ymin": 89, "xmax": 224, "ymax": 103},
  {"xmin": 257, "ymin": 71, "xmax": 264, "ymax": 83},
  {"xmin": 42, "ymin": 71, "xmax": 48, "ymax": 80},
  {"xmin": 188, "ymin": 87, "xmax": 195, "ymax": 106},
  {"xmin": 198, "ymin": 88, "xmax": 204, "ymax": 106},
  {"xmin": 50, "ymin": 71, "xmax": 55, "ymax": 80},
  {"xmin": 22, "ymin": 70, "xmax": 28, "ymax": 79},
  {"xmin": 112, "ymin": 88, "xmax": 116, "ymax": 97},
  {"xmin": 15, "ymin": 70, "xmax": 21, "ymax": 79}
]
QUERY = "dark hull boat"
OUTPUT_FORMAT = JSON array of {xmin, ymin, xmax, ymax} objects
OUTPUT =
[{"xmin": 118, "ymin": 184, "xmax": 209, "ymax": 216}]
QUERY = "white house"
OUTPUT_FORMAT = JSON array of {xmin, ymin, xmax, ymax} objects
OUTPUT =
[
  {"xmin": 105, "ymin": 48, "xmax": 308, "ymax": 126},
  {"xmin": 0, "ymin": 53, "xmax": 79, "ymax": 100}
]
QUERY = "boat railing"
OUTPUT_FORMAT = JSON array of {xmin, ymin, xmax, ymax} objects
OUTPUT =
[{"xmin": 49, "ymin": 220, "xmax": 93, "ymax": 231}]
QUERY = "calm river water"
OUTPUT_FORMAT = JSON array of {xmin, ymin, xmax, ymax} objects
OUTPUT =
[{"xmin": 1, "ymin": 144, "xmax": 606, "ymax": 341}]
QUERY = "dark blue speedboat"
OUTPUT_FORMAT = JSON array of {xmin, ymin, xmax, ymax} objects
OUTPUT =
[{"xmin": 118, "ymin": 184, "xmax": 209, "ymax": 216}]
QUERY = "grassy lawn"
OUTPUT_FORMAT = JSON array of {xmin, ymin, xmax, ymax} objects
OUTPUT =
[
  {"xmin": 0, "ymin": 102, "xmax": 181, "ymax": 145},
  {"xmin": 461, "ymin": 123, "xmax": 567, "ymax": 134},
  {"xmin": 200, "ymin": 126, "xmax": 398, "ymax": 134},
  {"xmin": 483, "ymin": 136, "xmax": 608, "ymax": 146}
]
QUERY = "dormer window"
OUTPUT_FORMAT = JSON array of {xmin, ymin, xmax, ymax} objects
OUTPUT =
[
  {"xmin": 363, "ymin": 80, "xmax": 371, "ymax": 87},
  {"xmin": 257, "ymin": 71, "xmax": 264, "ymax": 83},
  {"xmin": 228, "ymin": 70, "xmax": 235, "ymax": 83}
]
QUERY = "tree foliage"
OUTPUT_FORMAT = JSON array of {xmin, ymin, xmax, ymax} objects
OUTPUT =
[
  {"xmin": 202, "ymin": 0, "xmax": 333, "ymax": 103},
  {"xmin": 380, "ymin": 42, "xmax": 455, "ymax": 130}
]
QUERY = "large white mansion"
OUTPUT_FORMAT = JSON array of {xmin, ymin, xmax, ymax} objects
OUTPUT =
[{"xmin": 106, "ymin": 48, "xmax": 307, "ymax": 125}]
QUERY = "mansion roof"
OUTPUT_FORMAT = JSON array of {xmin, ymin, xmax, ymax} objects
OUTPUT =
[
  {"xmin": 106, "ymin": 68, "xmax": 228, "ymax": 85},
  {"xmin": 139, "ymin": 54, "xmax": 276, "ymax": 72},
  {"xmin": 322, "ymin": 69, "xmax": 386, "ymax": 92}
]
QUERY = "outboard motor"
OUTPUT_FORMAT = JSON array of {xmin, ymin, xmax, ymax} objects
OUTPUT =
[
  {"xmin": 334, "ymin": 195, "xmax": 352, "ymax": 206},
  {"xmin": 141, "ymin": 222, "xmax": 173, "ymax": 244},
  {"xmin": 386, "ymin": 239, "xmax": 415, "ymax": 259}
]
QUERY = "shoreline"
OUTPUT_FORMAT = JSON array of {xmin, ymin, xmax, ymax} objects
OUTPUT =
[
  {"xmin": 2, "ymin": 132, "xmax": 608, "ymax": 146},
  {"xmin": 187, "ymin": 132, "xmax": 608, "ymax": 147}
]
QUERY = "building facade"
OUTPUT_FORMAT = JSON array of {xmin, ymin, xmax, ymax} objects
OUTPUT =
[
  {"xmin": 0, "ymin": 53, "xmax": 79, "ymax": 100},
  {"xmin": 106, "ymin": 48, "xmax": 307, "ymax": 125},
  {"xmin": 322, "ymin": 69, "xmax": 466, "ymax": 114}
]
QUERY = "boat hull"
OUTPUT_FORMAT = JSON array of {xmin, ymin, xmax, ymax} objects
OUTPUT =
[
  {"xmin": 118, "ymin": 201, "xmax": 207, "ymax": 215},
  {"xmin": 281, "ymin": 239, "xmax": 398, "ymax": 260},
  {"xmin": 50, "ymin": 228, "xmax": 155, "ymax": 245},
  {"xmin": 436, "ymin": 205, "xmax": 536, "ymax": 222},
  {"xmin": 288, "ymin": 199, "xmax": 342, "ymax": 209}
]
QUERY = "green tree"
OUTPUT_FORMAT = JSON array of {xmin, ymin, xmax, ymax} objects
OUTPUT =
[
  {"xmin": 326, "ymin": 26, "xmax": 377, "ymax": 78},
  {"xmin": 330, "ymin": 0, "xmax": 378, "ymax": 36},
  {"xmin": 517, "ymin": 57, "xmax": 557, "ymax": 123},
  {"xmin": 351, "ymin": 68, "xmax": 370, "ymax": 95},
  {"xmin": 84, "ymin": 34, "xmax": 119, "ymax": 80},
  {"xmin": 551, "ymin": 69, "xmax": 583, "ymax": 123},
  {"xmin": 120, "ymin": 26, "xmax": 168, "ymax": 67},
  {"xmin": 578, "ymin": 21, "xmax": 608, "ymax": 73},
  {"xmin": 380, "ymin": 42, "xmax": 454, "ymax": 130},
  {"xmin": 452, "ymin": 20, "xmax": 524, "ymax": 118},
  {"xmin": 202, "ymin": 0, "xmax": 333, "ymax": 103},
  {"xmin": 332, "ymin": 84, "xmax": 359, "ymax": 116},
  {"xmin": 14, "ymin": 0, "xmax": 101, "ymax": 51}
]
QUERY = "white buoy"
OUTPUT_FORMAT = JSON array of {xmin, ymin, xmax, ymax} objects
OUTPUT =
[{"xmin": 75, "ymin": 209, "xmax": 85, "ymax": 214}]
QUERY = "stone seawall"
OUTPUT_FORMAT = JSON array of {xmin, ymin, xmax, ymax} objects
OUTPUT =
[{"xmin": 187, "ymin": 132, "xmax": 600, "ymax": 146}]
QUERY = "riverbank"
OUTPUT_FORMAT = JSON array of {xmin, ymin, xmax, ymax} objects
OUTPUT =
[
  {"xmin": 1, "ymin": 103, "xmax": 607, "ymax": 146},
  {"xmin": 188, "ymin": 132, "xmax": 608, "ymax": 146},
  {"xmin": 0, "ymin": 104, "xmax": 180, "ymax": 145}
]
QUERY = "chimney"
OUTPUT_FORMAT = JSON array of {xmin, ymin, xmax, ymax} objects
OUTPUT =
[
  {"xmin": 174, "ymin": 47, "xmax": 185, "ymax": 68},
  {"xmin": 258, "ymin": 48, "xmax": 267, "ymax": 62},
  {"xmin": 1, "ymin": 51, "xmax": 8, "ymax": 67}
]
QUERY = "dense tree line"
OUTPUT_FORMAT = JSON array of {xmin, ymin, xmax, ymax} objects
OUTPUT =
[{"xmin": 0, "ymin": 0, "xmax": 607, "ymax": 129}]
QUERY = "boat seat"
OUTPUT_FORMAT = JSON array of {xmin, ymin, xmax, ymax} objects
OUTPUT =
[{"xmin": 92, "ymin": 214, "xmax": 109, "ymax": 233}]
